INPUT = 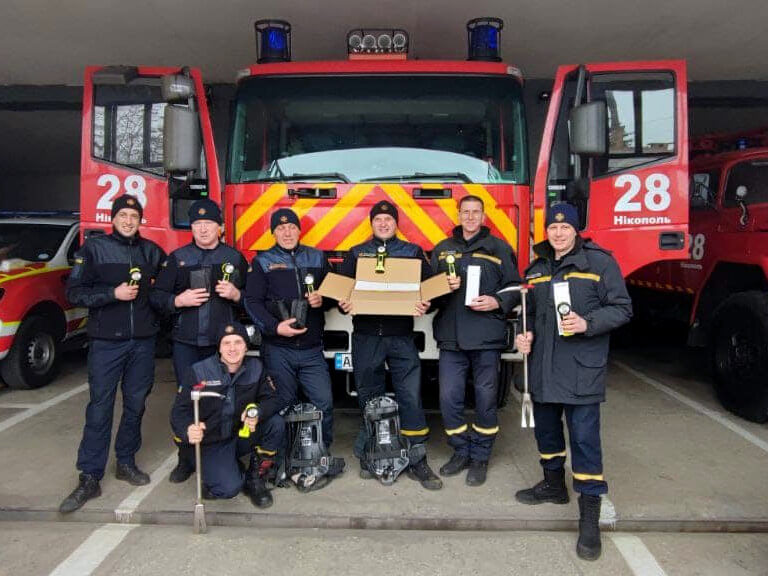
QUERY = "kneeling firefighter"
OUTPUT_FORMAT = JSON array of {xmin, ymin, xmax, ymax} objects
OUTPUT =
[
  {"xmin": 283, "ymin": 403, "xmax": 345, "ymax": 492},
  {"xmin": 171, "ymin": 322, "xmax": 287, "ymax": 508}
]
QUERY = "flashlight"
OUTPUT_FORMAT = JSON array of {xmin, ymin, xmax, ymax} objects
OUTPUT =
[
  {"xmin": 238, "ymin": 403, "xmax": 260, "ymax": 438},
  {"xmin": 129, "ymin": 267, "xmax": 142, "ymax": 287},
  {"xmin": 304, "ymin": 273, "xmax": 315, "ymax": 294},
  {"xmin": 375, "ymin": 245, "xmax": 386, "ymax": 273},
  {"xmin": 557, "ymin": 302, "xmax": 573, "ymax": 337},
  {"xmin": 221, "ymin": 262, "xmax": 234, "ymax": 282},
  {"xmin": 445, "ymin": 254, "xmax": 457, "ymax": 278}
]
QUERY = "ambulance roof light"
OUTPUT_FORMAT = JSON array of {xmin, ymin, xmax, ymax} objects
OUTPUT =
[
  {"xmin": 467, "ymin": 17, "xmax": 503, "ymax": 62},
  {"xmin": 255, "ymin": 19, "xmax": 291, "ymax": 64}
]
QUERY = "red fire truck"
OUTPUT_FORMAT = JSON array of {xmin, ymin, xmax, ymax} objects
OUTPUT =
[
  {"xmin": 629, "ymin": 128, "xmax": 768, "ymax": 422},
  {"xmin": 78, "ymin": 19, "xmax": 689, "ymax": 400}
]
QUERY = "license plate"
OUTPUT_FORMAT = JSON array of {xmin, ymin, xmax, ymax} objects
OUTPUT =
[{"xmin": 334, "ymin": 352, "xmax": 353, "ymax": 371}]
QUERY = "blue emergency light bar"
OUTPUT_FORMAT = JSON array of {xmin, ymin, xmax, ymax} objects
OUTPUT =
[
  {"xmin": 466, "ymin": 17, "xmax": 503, "ymax": 62},
  {"xmin": 255, "ymin": 19, "xmax": 291, "ymax": 63}
]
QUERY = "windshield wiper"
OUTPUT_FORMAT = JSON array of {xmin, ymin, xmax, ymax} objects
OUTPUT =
[
  {"xmin": 362, "ymin": 172, "xmax": 472, "ymax": 183},
  {"xmin": 283, "ymin": 172, "xmax": 350, "ymax": 183}
]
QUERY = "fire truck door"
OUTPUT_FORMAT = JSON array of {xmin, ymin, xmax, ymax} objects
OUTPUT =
[
  {"xmin": 534, "ymin": 60, "xmax": 689, "ymax": 276},
  {"xmin": 80, "ymin": 66, "xmax": 219, "ymax": 247}
]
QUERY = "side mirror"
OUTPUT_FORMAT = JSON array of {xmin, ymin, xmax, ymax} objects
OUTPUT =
[
  {"xmin": 569, "ymin": 101, "xmax": 607, "ymax": 156},
  {"xmin": 736, "ymin": 185, "xmax": 748, "ymax": 200},
  {"xmin": 691, "ymin": 183, "xmax": 711, "ymax": 208},
  {"xmin": 161, "ymin": 74, "xmax": 195, "ymax": 103},
  {"xmin": 164, "ymin": 106, "xmax": 201, "ymax": 173}
]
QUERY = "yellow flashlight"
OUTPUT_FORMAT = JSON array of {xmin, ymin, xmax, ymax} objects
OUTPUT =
[
  {"xmin": 304, "ymin": 273, "xmax": 315, "ymax": 294},
  {"xmin": 557, "ymin": 302, "xmax": 573, "ymax": 337},
  {"xmin": 221, "ymin": 262, "xmax": 234, "ymax": 283},
  {"xmin": 445, "ymin": 254, "xmax": 457, "ymax": 278},
  {"xmin": 128, "ymin": 267, "xmax": 142, "ymax": 287},
  {"xmin": 238, "ymin": 404, "xmax": 260, "ymax": 438},
  {"xmin": 375, "ymin": 246, "xmax": 386, "ymax": 274}
]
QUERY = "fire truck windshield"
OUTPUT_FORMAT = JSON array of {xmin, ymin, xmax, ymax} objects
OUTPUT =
[{"xmin": 229, "ymin": 75, "xmax": 526, "ymax": 185}]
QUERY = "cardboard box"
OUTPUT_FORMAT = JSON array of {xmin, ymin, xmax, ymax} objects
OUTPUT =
[{"xmin": 318, "ymin": 257, "xmax": 451, "ymax": 316}]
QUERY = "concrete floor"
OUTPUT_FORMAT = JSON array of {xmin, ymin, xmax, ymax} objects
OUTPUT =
[{"xmin": 1, "ymin": 344, "xmax": 768, "ymax": 575}]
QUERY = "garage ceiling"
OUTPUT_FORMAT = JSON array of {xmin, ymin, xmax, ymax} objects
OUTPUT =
[{"xmin": 3, "ymin": 0, "xmax": 768, "ymax": 85}]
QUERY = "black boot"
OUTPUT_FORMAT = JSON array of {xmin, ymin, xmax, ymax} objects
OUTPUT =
[
  {"xmin": 577, "ymin": 494, "xmax": 602, "ymax": 560},
  {"xmin": 407, "ymin": 458, "xmax": 443, "ymax": 490},
  {"xmin": 169, "ymin": 453, "xmax": 195, "ymax": 484},
  {"xmin": 245, "ymin": 457, "xmax": 274, "ymax": 509},
  {"xmin": 115, "ymin": 462, "xmax": 150, "ymax": 486},
  {"xmin": 515, "ymin": 468, "xmax": 569, "ymax": 505},
  {"xmin": 439, "ymin": 452, "xmax": 470, "ymax": 477},
  {"xmin": 59, "ymin": 474, "xmax": 101, "ymax": 514},
  {"xmin": 466, "ymin": 460, "xmax": 488, "ymax": 487}
]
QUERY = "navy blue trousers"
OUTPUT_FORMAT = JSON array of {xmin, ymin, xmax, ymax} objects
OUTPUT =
[
  {"xmin": 352, "ymin": 333, "xmax": 428, "ymax": 459},
  {"xmin": 77, "ymin": 337, "xmax": 156, "ymax": 479},
  {"xmin": 533, "ymin": 402, "xmax": 608, "ymax": 496},
  {"xmin": 261, "ymin": 343, "xmax": 334, "ymax": 447},
  {"xmin": 439, "ymin": 349, "xmax": 500, "ymax": 462},
  {"xmin": 172, "ymin": 341, "xmax": 217, "ymax": 468},
  {"xmin": 202, "ymin": 414, "xmax": 286, "ymax": 498}
]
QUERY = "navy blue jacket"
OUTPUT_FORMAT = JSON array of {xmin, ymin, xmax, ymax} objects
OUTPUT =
[
  {"xmin": 431, "ymin": 226, "xmax": 521, "ymax": 350},
  {"xmin": 150, "ymin": 241, "xmax": 248, "ymax": 347},
  {"xmin": 170, "ymin": 355, "xmax": 284, "ymax": 445},
  {"xmin": 245, "ymin": 243, "xmax": 331, "ymax": 349},
  {"xmin": 66, "ymin": 231, "xmax": 165, "ymax": 340},
  {"xmin": 524, "ymin": 237, "xmax": 632, "ymax": 404},
  {"xmin": 339, "ymin": 236, "xmax": 431, "ymax": 337}
]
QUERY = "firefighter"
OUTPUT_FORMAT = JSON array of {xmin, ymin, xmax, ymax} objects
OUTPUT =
[
  {"xmin": 430, "ymin": 195, "xmax": 521, "ymax": 486},
  {"xmin": 171, "ymin": 322, "xmax": 286, "ymax": 508},
  {"xmin": 60, "ymin": 195, "xmax": 165, "ymax": 513},
  {"xmin": 339, "ymin": 200, "xmax": 442, "ymax": 490},
  {"xmin": 245, "ymin": 208, "xmax": 338, "ymax": 452},
  {"xmin": 150, "ymin": 198, "xmax": 248, "ymax": 484},
  {"xmin": 514, "ymin": 203, "xmax": 632, "ymax": 561}
]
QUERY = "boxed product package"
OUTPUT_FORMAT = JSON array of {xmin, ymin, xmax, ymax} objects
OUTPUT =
[{"xmin": 318, "ymin": 257, "xmax": 451, "ymax": 316}]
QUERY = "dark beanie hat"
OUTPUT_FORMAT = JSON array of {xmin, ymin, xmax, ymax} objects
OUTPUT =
[
  {"xmin": 189, "ymin": 198, "xmax": 223, "ymax": 225},
  {"xmin": 111, "ymin": 195, "xmax": 143, "ymax": 220},
  {"xmin": 217, "ymin": 321, "xmax": 249, "ymax": 345},
  {"xmin": 546, "ymin": 203, "xmax": 579, "ymax": 230},
  {"xmin": 370, "ymin": 200, "xmax": 398, "ymax": 222},
  {"xmin": 270, "ymin": 208, "xmax": 301, "ymax": 233}
]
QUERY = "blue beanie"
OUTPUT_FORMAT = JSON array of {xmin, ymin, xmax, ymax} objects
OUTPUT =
[{"xmin": 546, "ymin": 203, "xmax": 579, "ymax": 229}]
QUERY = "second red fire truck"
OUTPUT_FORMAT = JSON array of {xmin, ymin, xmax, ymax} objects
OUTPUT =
[{"xmin": 630, "ymin": 128, "xmax": 768, "ymax": 422}]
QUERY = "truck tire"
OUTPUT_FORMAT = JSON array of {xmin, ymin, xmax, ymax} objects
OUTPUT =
[
  {"xmin": 1, "ymin": 316, "xmax": 60, "ymax": 390},
  {"xmin": 711, "ymin": 291, "xmax": 768, "ymax": 423}
]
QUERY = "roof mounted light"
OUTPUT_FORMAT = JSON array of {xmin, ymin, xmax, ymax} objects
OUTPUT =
[
  {"xmin": 466, "ymin": 17, "xmax": 503, "ymax": 62},
  {"xmin": 347, "ymin": 28, "xmax": 409, "ymax": 59},
  {"xmin": 255, "ymin": 19, "xmax": 291, "ymax": 64}
]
